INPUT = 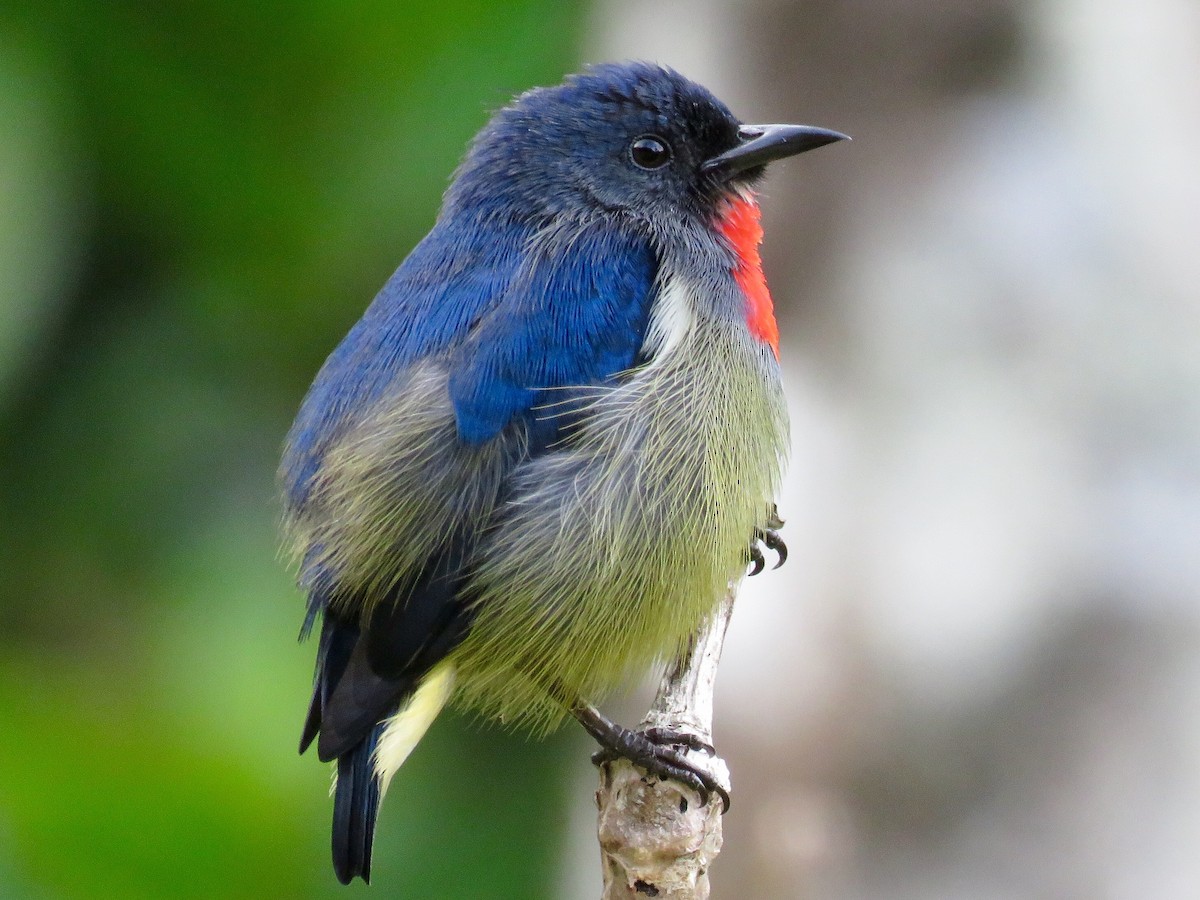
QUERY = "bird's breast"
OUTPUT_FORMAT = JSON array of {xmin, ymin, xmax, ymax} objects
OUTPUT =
[{"xmin": 449, "ymin": 289, "xmax": 789, "ymax": 732}]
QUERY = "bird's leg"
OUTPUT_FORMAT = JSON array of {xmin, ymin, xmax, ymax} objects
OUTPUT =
[
  {"xmin": 747, "ymin": 504, "xmax": 787, "ymax": 576},
  {"xmin": 572, "ymin": 702, "xmax": 730, "ymax": 812}
]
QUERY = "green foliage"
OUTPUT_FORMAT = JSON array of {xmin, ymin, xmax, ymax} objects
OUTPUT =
[{"xmin": 0, "ymin": 2, "xmax": 584, "ymax": 896}]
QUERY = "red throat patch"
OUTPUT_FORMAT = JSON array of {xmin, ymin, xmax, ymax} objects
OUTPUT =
[{"xmin": 715, "ymin": 195, "xmax": 780, "ymax": 358}]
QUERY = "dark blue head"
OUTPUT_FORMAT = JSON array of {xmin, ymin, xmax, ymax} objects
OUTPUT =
[{"xmin": 444, "ymin": 61, "xmax": 847, "ymax": 225}]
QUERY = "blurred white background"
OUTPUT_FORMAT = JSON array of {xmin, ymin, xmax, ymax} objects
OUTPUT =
[{"xmin": 575, "ymin": 0, "xmax": 1200, "ymax": 896}]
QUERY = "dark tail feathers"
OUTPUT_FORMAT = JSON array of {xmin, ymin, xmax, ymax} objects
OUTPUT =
[{"xmin": 331, "ymin": 724, "xmax": 383, "ymax": 885}]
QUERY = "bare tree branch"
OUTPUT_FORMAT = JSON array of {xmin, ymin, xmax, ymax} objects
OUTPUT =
[{"xmin": 595, "ymin": 589, "xmax": 737, "ymax": 899}]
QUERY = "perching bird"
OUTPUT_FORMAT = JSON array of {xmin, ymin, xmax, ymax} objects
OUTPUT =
[{"xmin": 280, "ymin": 61, "xmax": 846, "ymax": 884}]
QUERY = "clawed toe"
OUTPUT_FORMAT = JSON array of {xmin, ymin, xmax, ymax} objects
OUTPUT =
[
  {"xmin": 748, "ymin": 543, "xmax": 766, "ymax": 577},
  {"xmin": 642, "ymin": 726, "xmax": 716, "ymax": 757},
  {"xmin": 592, "ymin": 736, "xmax": 729, "ymax": 812},
  {"xmin": 576, "ymin": 705, "xmax": 730, "ymax": 812},
  {"xmin": 747, "ymin": 506, "xmax": 787, "ymax": 575},
  {"xmin": 761, "ymin": 528, "xmax": 787, "ymax": 568}
]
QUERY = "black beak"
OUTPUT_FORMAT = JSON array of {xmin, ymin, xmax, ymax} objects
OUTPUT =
[{"xmin": 701, "ymin": 123, "xmax": 850, "ymax": 176}]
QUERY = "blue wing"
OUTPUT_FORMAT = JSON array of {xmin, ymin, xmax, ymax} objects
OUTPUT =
[
  {"xmin": 281, "ymin": 214, "xmax": 528, "ymax": 507},
  {"xmin": 448, "ymin": 221, "xmax": 657, "ymax": 446},
  {"xmin": 282, "ymin": 216, "xmax": 657, "ymax": 506}
]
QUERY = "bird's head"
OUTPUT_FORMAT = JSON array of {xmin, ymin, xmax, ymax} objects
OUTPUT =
[{"xmin": 445, "ymin": 61, "xmax": 847, "ymax": 226}]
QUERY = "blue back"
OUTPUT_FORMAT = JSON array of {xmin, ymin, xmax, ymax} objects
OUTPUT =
[{"xmin": 282, "ymin": 211, "xmax": 657, "ymax": 507}]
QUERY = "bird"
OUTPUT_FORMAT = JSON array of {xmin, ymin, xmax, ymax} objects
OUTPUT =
[{"xmin": 279, "ymin": 60, "xmax": 846, "ymax": 885}]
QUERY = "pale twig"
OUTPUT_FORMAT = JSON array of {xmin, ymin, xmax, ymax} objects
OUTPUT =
[{"xmin": 595, "ymin": 589, "xmax": 737, "ymax": 899}]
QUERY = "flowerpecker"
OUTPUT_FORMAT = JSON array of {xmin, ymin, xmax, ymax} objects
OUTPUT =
[{"xmin": 280, "ymin": 60, "xmax": 846, "ymax": 884}]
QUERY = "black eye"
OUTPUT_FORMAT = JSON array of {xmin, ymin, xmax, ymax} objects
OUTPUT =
[{"xmin": 630, "ymin": 135, "xmax": 672, "ymax": 170}]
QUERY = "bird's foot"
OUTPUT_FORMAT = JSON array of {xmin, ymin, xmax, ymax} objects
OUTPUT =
[
  {"xmin": 748, "ymin": 505, "xmax": 787, "ymax": 576},
  {"xmin": 641, "ymin": 726, "xmax": 716, "ymax": 757},
  {"xmin": 575, "ymin": 705, "xmax": 729, "ymax": 812}
]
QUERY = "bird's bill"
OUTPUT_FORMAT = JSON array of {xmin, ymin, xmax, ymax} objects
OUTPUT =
[{"xmin": 701, "ymin": 124, "xmax": 850, "ymax": 176}]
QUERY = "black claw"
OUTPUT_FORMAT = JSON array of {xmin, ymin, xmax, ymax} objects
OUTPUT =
[
  {"xmin": 763, "ymin": 529, "xmax": 788, "ymax": 569},
  {"xmin": 748, "ymin": 544, "xmax": 765, "ymax": 576},
  {"xmin": 747, "ymin": 507, "xmax": 787, "ymax": 575},
  {"xmin": 575, "ymin": 705, "xmax": 730, "ymax": 813}
]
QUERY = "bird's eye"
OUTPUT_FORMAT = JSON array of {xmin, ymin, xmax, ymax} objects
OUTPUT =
[{"xmin": 630, "ymin": 135, "xmax": 672, "ymax": 170}]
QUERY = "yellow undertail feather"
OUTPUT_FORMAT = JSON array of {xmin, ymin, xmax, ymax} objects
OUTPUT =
[{"xmin": 371, "ymin": 663, "xmax": 457, "ymax": 794}]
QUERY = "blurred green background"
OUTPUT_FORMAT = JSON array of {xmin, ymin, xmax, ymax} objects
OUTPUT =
[
  {"xmin": 10, "ymin": 2, "xmax": 1199, "ymax": 898},
  {"xmin": 0, "ymin": 2, "xmax": 585, "ymax": 897}
]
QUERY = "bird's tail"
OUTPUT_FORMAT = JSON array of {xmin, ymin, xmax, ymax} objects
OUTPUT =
[
  {"xmin": 330, "ymin": 663, "xmax": 457, "ymax": 884},
  {"xmin": 332, "ymin": 725, "xmax": 383, "ymax": 885}
]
